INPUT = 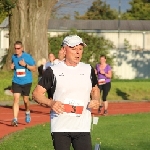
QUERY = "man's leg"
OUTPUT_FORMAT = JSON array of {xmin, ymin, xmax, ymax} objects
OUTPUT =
[
  {"xmin": 22, "ymin": 83, "xmax": 32, "ymax": 123},
  {"xmin": 13, "ymin": 93, "xmax": 20, "ymax": 118},
  {"xmin": 71, "ymin": 132, "xmax": 92, "ymax": 150},
  {"xmin": 12, "ymin": 93, "xmax": 21, "ymax": 126},
  {"xmin": 23, "ymin": 96, "xmax": 30, "ymax": 112},
  {"xmin": 11, "ymin": 82, "xmax": 22, "ymax": 126},
  {"xmin": 51, "ymin": 132, "xmax": 71, "ymax": 150}
]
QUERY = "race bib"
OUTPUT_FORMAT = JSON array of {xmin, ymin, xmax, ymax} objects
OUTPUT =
[
  {"xmin": 64, "ymin": 98, "xmax": 84, "ymax": 117},
  {"xmin": 98, "ymin": 79, "xmax": 106, "ymax": 85},
  {"xmin": 16, "ymin": 69, "xmax": 26, "ymax": 77}
]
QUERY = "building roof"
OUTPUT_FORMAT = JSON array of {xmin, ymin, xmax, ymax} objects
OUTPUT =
[
  {"xmin": 1, "ymin": 17, "xmax": 150, "ymax": 31},
  {"xmin": 48, "ymin": 19, "xmax": 150, "ymax": 31},
  {"xmin": 0, "ymin": 17, "xmax": 9, "ymax": 28}
]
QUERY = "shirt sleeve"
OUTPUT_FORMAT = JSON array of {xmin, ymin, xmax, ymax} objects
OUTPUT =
[
  {"xmin": 26, "ymin": 54, "xmax": 35, "ymax": 66},
  {"xmin": 106, "ymin": 65, "xmax": 112, "ymax": 73},
  {"xmin": 38, "ymin": 67, "xmax": 54, "ymax": 90},
  {"xmin": 107, "ymin": 65, "xmax": 111, "ymax": 71},
  {"xmin": 90, "ymin": 66, "xmax": 98, "ymax": 87},
  {"xmin": 29, "ymin": 55, "xmax": 36, "ymax": 65}
]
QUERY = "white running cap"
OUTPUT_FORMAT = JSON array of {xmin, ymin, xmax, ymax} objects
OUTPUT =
[{"xmin": 61, "ymin": 35, "xmax": 87, "ymax": 47}]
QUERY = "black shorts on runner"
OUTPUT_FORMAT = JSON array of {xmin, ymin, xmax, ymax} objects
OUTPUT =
[
  {"xmin": 12, "ymin": 82, "xmax": 32, "ymax": 96},
  {"xmin": 51, "ymin": 132, "xmax": 92, "ymax": 150}
]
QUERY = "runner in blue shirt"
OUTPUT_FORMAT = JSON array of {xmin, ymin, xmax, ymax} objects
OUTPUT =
[{"xmin": 11, "ymin": 41, "xmax": 36, "ymax": 126}]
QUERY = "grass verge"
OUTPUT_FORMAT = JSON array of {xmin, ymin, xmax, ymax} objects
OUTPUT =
[
  {"xmin": 1, "ymin": 71, "xmax": 150, "ymax": 101},
  {"xmin": 0, "ymin": 113, "xmax": 150, "ymax": 150}
]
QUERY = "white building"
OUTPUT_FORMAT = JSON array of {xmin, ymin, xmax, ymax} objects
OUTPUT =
[
  {"xmin": 0, "ymin": 17, "xmax": 9, "ymax": 49},
  {"xmin": 47, "ymin": 19, "xmax": 150, "ymax": 50},
  {"xmin": 1, "ymin": 18, "xmax": 150, "ymax": 78}
]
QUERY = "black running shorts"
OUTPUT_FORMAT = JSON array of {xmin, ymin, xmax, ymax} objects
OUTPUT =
[
  {"xmin": 12, "ymin": 82, "xmax": 32, "ymax": 96},
  {"xmin": 51, "ymin": 132, "xmax": 92, "ymax": 150}
]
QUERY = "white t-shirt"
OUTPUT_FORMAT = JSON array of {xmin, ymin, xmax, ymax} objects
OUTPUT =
[{"xmin": 39, "ymin": 62, "xmax": 97, "ymax": 132}]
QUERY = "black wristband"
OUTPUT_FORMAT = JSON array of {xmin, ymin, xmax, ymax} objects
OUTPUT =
[{"xmin": 25, "ymin": 64, "xmax": 28, "ymax": 68}]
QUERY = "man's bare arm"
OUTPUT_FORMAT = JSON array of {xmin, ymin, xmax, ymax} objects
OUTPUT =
[
  {"xmin": 88, "ymin": 85, "xmax": 100, "ymax": 109},
  {"xmin": 32, "ymin": 85, "xmax": 52, "ymax": 107},
  {"xmin": 91, "ymin": 85, "xmax": 100, "ymax": 101},
  {"xmin": 26, "ymin": 65, "xmax": 36, "ymax": 72},
  {"xmin": 32, "ymin": 85, "xmax": 64, "ymax": 114}
]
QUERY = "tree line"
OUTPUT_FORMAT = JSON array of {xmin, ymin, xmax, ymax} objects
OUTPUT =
[{"xmin": 75, "ymin": 0, "xmax": 150, "ymax": 20}]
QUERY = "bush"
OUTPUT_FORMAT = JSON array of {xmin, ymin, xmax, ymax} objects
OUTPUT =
[{"xmin": 48, "ymin": 29, "xmax": 114, "ymax": 67}]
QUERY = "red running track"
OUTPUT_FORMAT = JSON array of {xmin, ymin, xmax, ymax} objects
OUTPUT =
[{"xmin": 0, "ymin": 101, "xmax": 150, "ymax": 140}]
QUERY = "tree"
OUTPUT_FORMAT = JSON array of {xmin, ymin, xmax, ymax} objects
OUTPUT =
[
  {"xmin": 0, "ymin": 0, "xmax": 84, "ymax": 70},
  {"xmin": 1, "ymin": 0, "xmax": 57, "ymax": 70},
  {"xmin": 48, "ymin": 29, "xmax": 114, "ymax": 67},
  {"xmin": 122, "ymin": 0, "xmax": 150, "ymax": 20},
  {"xmin": 75, "ymin": 0, "xmax": 118, "ymax": 20},
  {"xmin": 0, "ymin": 1, "xmax": 6, "ymax": 23},
  {"xmin": 52, "ymin": 0, "xmax": 90, "ymax": 19}
]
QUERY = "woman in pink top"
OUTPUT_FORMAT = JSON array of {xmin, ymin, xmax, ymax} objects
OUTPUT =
[{"xmin": 95, "ymin": 55, "xmax": 112, "ymax": 115}]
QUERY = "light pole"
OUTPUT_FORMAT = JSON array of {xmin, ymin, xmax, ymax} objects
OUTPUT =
[
  {"xmin": 116, "ymin": 0, "xmax": 121, "ymax": 66},
  {"xmin": 118, "ymin": 0, "xmax": 121, "ymax": 50},
  {"xmin": 143, "ymin": 32, "xmax": 145, "ymax": 51}
]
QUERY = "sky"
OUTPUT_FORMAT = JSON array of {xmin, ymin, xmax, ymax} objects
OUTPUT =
[{"xmin": 55, "ymin": 0, "xmax": 131, "ymax": 19}]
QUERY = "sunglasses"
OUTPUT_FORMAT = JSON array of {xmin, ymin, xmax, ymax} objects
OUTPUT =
[{"xmin": 15, "ymin": 47, "xmax": 21, "ymax": 50}]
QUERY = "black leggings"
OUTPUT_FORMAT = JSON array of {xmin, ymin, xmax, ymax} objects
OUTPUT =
[
  {"xmin": 98, "ymin": 82, "xmax": 111, "ymax": 101},
  {"xmin": 51, "ymin": 132, "xmax": 92, "ymax": 150}
]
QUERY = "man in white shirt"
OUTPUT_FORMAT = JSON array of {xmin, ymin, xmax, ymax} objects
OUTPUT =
[{"xmin": 33, "ymin": 35, "xmax": 100, "ymax": 150}]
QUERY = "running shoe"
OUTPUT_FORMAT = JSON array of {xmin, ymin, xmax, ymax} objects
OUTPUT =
[
  {"xmin": 104, "ymin": 110, "xmax": 108, "ymax": 115},
  {"xmin": 98, "ymin": 105, "xmax": 103, "ymax": 113},
  {"xmin": 25, "ymin": 113, "xmax": 31, "ymax": 123},
  {"xmin": 11, "ymin": 119, "xmax": 18, "ymax": 127}
]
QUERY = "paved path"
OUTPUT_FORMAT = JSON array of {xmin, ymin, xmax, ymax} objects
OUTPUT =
[{"xmin": 0, "ymin": 101, "xmax": 150, "ymax": 140}]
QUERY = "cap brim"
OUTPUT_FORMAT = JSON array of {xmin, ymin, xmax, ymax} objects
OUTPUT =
[{"xmin": 61, "ymin": 42, "xmax": 87, "ymax": 47}]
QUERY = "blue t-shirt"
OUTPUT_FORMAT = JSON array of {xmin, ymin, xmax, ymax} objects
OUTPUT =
[{"xmin": 12, "ymin": 52, "xmax": 35, "ymax": 85}]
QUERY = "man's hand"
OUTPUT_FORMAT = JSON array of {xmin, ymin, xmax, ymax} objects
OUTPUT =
[
  {"xmin": 88, "ymin": 100, "xmax": 100, "ymax": 109},
  {"xmin": 19, "ymin": 59, "xmax": 26, "ymax": 67},
  {"xmin": 51, "ymin": 101, "xmax": 64, "ymax": 114},
  {"xmin": 10, "ymin": 63, "xmax": 15, "ymax": 70}
]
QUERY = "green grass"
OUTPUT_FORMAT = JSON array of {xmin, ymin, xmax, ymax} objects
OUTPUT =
[
  {"xmin": 108, "ymin": 82, "xmax": 150, "ymax": 100},
  {"xmin": 0, "ymin": 71, "xmax": 14, "ymax": 101},
  {"xmin": 0, "ymin": 71, "xmax": 38, "ymax": 101},
  {"xmin": 91, "ymin": 113, "xmax": 150, "ymax": 150},
  {"xmin": 1, "ymin": 70, "xmax": 150, "ymax": 101},
  {"xmin": 0, "ymin": 113, "xmax": 150, "ymax": 150}
]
